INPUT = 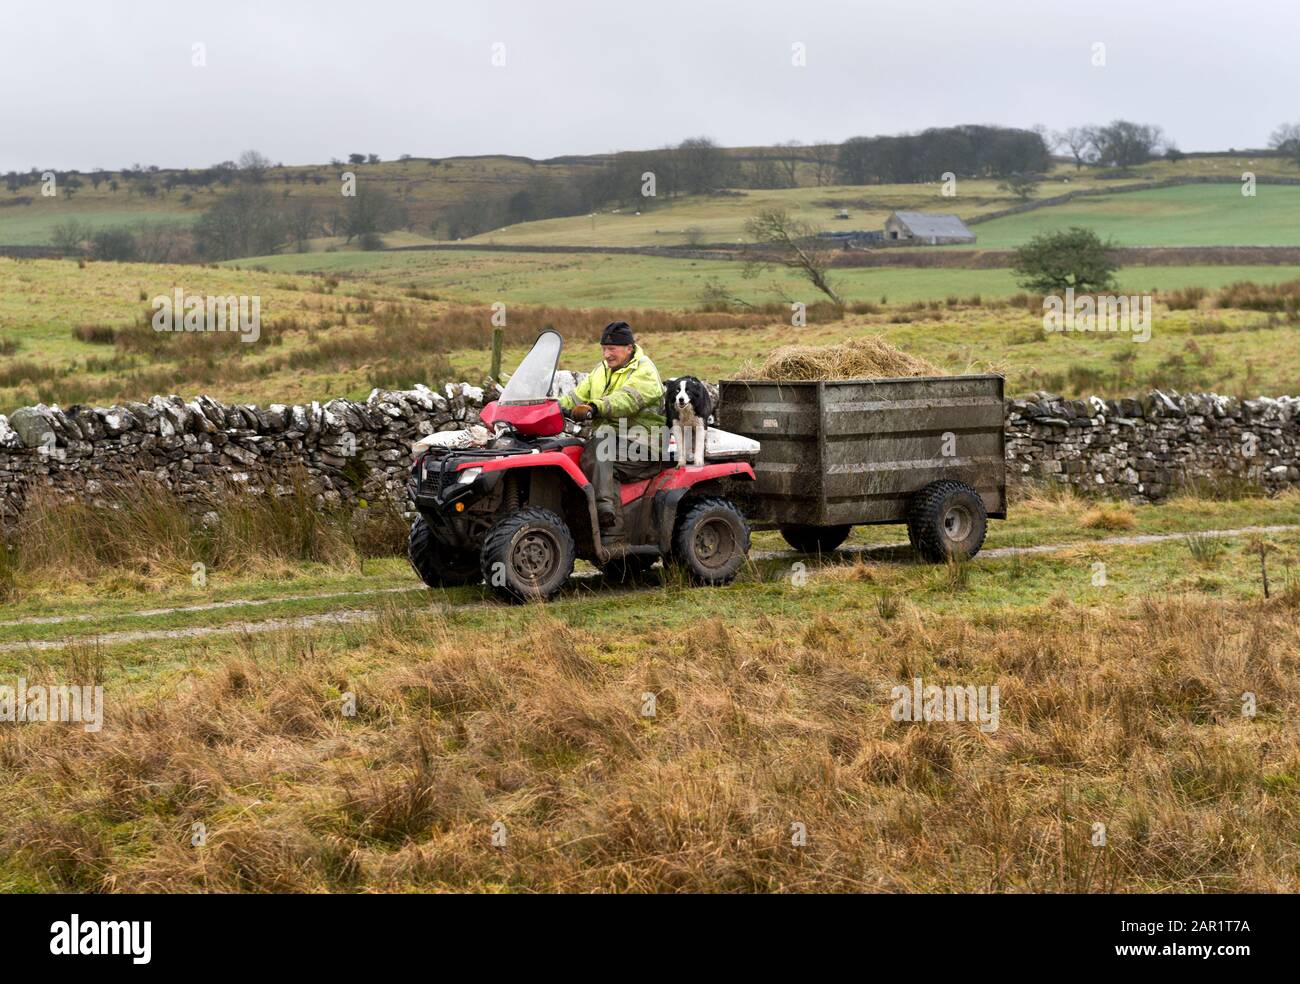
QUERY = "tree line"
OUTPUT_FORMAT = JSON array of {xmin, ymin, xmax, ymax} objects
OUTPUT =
[
  {"xmin": 51, "ymin": 185, "xmax": 408, "ymax": 262},
  {"xmin": 25, "ymin": 118, "xmax": 1300, "ymax": 261}
]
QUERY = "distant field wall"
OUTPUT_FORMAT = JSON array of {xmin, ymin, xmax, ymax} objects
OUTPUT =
[
  {"xmin": 383, "ymin": 241, "xmax": 1300, "ymax": 269},
  {"xmin": 8, "ymin": 242, "xmax": 1299, "ymax": 267},
  {"xmin": 0, "ymin": 382, "xmax": 1296, "ymax": 521},
  {"xmin": 827, "ymin": 245, "xmax": 1300, "ymax": 269}
]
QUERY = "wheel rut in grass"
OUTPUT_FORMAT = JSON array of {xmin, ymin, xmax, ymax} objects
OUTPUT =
[{"xmin": 2, "ymin": 524, "xmax": 1295, "ymax": 652}]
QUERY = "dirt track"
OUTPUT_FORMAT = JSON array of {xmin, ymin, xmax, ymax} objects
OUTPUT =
[{"xmin": 3, "ymin": 523, "xmax": 1293, "ymax": 653}]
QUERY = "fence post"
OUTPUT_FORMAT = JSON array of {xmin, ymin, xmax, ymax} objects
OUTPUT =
[{"xmin": 489, "ymin": 326, "xmax": 504, "ymax": 382}]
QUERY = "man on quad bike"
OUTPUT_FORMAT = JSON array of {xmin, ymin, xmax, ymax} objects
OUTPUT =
[
  {"xmin": 557, "ymin": 321, "xmax": 664, "ymax": 537},
  {"xmin": 406, "ymin": 328, "xmax": 758, "ymax": 602}
]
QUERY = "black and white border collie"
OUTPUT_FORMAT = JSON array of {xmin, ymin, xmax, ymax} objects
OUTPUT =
[{"xmin": 664, "ymin": 376, "xmax": 713, "ymax": 468}]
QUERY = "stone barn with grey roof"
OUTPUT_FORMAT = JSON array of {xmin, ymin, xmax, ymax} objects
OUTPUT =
[{"xmin": 884, "ymin": 211, "xmax": 976, "ymax": 245}]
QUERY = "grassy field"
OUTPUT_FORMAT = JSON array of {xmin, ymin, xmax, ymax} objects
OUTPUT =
[
  {"xmin": 0, "ymin": 208, "xmax": 194, "ymax": 246},
  {"xmin": 461, "ymin": 157, "xmax": 1300, "ymax": 249},
  {"xmin": 6, "ymin": 154, "xmax": 1299, "ymax": 253},
  {"xmin": 238, "ymin": 247, "xmax": 1300, "ymax": 308},
  {"xmin": 3, "ymin": 239, "xmax": 1298, "ymax": 894},
  {"xmin": 4, "ymin": 256, "xmax": 1300, "ymax": 413},
  {"xmin": 1, "ymin": 482, "xmax": 1297, "ymax": 892},
  {"xmin": 967, "ymin": 183, "xmax": 1300, "ymax": 248}
]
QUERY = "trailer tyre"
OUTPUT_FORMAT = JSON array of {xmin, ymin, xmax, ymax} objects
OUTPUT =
[
  {"xmin": 779, "ymin": 523, "xmax": 852, "ymax": 554},
  {"xmin": 906, "ymin": 481, "xmax": 987, "ymax": 562},
  {"xmin": 409, "ymin": 517, "xmax": 482, "ymax": 588},
  {"xmin": 480, "ymin": 508, "xmax": 576, "ymax": 602},
  {"xmin": 671, "ymin": 496, "xmax": 751, "ymax": 585}
]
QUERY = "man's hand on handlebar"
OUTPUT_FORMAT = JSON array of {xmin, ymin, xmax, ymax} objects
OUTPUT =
[{"xmin": 566, "ymin": 403, "xmax": 596, "ymax": 421}]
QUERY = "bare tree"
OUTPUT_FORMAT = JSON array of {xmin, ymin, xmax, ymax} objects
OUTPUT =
[
  {"xmin": 288, "ymin": 200, "xmax": 318, "ymax": 252},
  {"xmin": 697, "ymin": 277, "xmax": 753, "ymax": 308},
  {"xmin": 1054, "ymin": 127, "xmax": 1095, "ymax": 169},
  {"xmin": 676, "ymin": 136, "xmax": 731, "ymax": 194},
  {"xmin": 745, "ymin": 159, "xmax": 785, "ymax": 189},
  {"xmin": 807, "ymin": 142, "xmax": 838, "ymax": 186},
  {"xmin": 997, "ymin": 173, "xmax": 1040, "ymax": 200},
  {"xmin": 743, "ymin": 207, "xmax": 843, "ymax": 308},
  {"xmin": 774, "ymin": 141, "xmax": 804, "ymax": 187},
  {"xmin": 344, "ymin": 187, "xmax": 403, "ymax": 247},
  {"xmin": 1270, "ymin": 122, "xmax": 1300, "ymax": 167},
  {"xmin": 50, "ymin": 220, "xmax": 92, "ymax": 255},
  {"xmin": 193, "ymin": 187, "xmax": 288, "ymax": 260},
  {"xmin": 1089, "ymin": 121, "xmax": 1165, "ymax": 167},
  {"xmin": 133, "ymin": 221, "xmax": 193, "ymax": 263},
  {"xmin": 238, "ymin": 149, "xmax": 271, "ymax": 182}
]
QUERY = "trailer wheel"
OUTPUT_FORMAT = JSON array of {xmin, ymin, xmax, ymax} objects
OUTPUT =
[
  {"xmin": 779, "ymin": 523, "xmax": 852, "ymax": 554},
  {"xmin": 906, "ymin": 481, "xmax": 988, "ymax": 562},
  {"xmin": 480, "ymin": 508, "xmax": 575, "ymax": 602},
  {"xmin": 671, "ymin": 496, "xmax": 750, "ymax": 585},
  {"xmin": 409, "ymin": 517, "xmax": 482, "ymax": 587}
]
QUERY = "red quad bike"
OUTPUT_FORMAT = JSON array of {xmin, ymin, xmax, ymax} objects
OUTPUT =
[{"xmin": 407, "ymin": 330, "xmax": 758, "ymax": 602}]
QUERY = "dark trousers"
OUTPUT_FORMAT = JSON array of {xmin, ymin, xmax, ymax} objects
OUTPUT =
[{"xmin": 580, "ymin": 424, "xmax": 663, "ymax": 516}]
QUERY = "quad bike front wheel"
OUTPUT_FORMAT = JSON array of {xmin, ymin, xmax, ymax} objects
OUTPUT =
[
  {"xmin": 671, "ymin": 496, "xmax": 750, "ymax": 585},
  {"xmin": 906, "ymin": 480, "xmax": 988, "ymax": 562},
  {"xmin": 408, "ymin": 517, "xmax": 482, "ymax": 588},
  {"xmin": 480, "ymin": 507, "xmax": 576, "ymax": 602}
]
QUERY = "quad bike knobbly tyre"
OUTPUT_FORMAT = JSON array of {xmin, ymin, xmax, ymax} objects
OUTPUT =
[
  {"xmin": 408, "ymin": 517, "xmax": 482, "ymax": 587},
  {"xmin": 906, "ymin": 480, "xmax": 988, "ymax": 562},
  {"xmin": 480, "ymin": 507, "xmax": 576, "ymax": 602},
  {"xmin": 779, "ymin": 523, "xmax": 852, "ymax": 554},
  {"xmin": 671, "ymin": 496, "xmax": 751, "ymax": 585}
]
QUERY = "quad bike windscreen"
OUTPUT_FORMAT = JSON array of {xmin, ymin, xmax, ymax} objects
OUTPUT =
[{"xmin": 498, "ymin": 330, "xmax": 562, "ymax": 404}]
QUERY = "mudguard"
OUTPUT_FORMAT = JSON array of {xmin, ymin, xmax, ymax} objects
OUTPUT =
[
  {"xmin": 645, "ymin": 461, "xmax": 755, "ymax": 552},
  {"xmin": 462, "ymin": 447, "xmax": 589, "ymax": 487}
]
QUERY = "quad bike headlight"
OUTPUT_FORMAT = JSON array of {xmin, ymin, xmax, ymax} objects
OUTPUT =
[{"xmin": 456, "ymin": 467, "xmax": 482, "ymax": 485}]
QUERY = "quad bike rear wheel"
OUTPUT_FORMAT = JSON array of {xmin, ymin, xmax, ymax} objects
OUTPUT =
[
  {"xmin": 408, "ymin": 517, "xmax": 482, "ymax": 588},
  {"xmin": 480, "ymin": 507, "xmax": 576, "ymax": 602},
  {"xmin": 906, "ymin": 480, "xmax": 988, "ymax": 562},
  {"xmin": 671, "ymin": 496, "xmax": 750, "ymax": 585},
  {"xmin": 779, "ymin": 523, "xmax": 852, "ymax": 554}
]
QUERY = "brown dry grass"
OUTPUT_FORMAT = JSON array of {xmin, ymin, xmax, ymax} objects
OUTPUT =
[
  {"xmin": 3, "ymin": 590, "xmax": 1296, "ymax": 893},
  {"xmin": 1080, "ymin": 503, "xmax": 1139, "ymax": 531},
  {"xmin": 5, "ymin": 474, "xmax": 405, "ymax": 594}
]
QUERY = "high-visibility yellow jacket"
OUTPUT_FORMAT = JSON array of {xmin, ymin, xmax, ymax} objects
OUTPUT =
[{"xmin": 559, "ymin": 345, "xmax": 665, "ymax": 431}]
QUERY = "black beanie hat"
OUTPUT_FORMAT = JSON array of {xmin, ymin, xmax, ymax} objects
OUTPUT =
[{"xmin": 600, "ymin": 321, "xmax": 635, "ymax": 346}]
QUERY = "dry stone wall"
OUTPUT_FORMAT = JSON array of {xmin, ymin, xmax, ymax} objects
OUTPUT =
[
  {"xmin": 1007, "ymin": 390, "xmax": 1300, "ymax": 499},
  {"xmin": 1, "ymin": 380, "xmax": 1296, "ymax": 520}
]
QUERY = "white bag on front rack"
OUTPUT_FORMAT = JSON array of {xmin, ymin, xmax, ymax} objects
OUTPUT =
[{"xmin": 666, "ymin": 427, "xmax": 760, "ymax": 463}]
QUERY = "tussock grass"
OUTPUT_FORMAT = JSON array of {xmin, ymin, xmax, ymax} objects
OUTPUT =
[
  {"xmin": 6, "ymin": 474, "xmax": 406, "ymax": 597},
  {"xmin": 1184, "ymin": 532, "xmax": 1226, "ymax": 565},
  {"xmin": 1162, "ymin": 286, "xmax": 1206, "ymax": 311},
  {"xmin": 2, "ymin": 588, "xmax": 1296, "ymax": 893},
  {"xmin": 1080, "ymin": 503, "xmax": 1138, "ymax": 531},
  {"xmin": 1215, "ymin": 279, "xmax": 1300, "ymax": 313}
]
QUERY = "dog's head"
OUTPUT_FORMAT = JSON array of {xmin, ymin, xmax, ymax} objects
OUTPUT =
[
  {"xmin": 672, "ymin": 378, "xmax": 694, "ymax": 411},
  {"xmin": 665, "ymin": 376, "xmax": 710, "ymax": 415}
]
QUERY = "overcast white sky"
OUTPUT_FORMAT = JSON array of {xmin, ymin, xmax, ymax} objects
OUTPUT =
[{"xmin": 1, "ymin": 0, "xmax": 1294, "ymax": 172}]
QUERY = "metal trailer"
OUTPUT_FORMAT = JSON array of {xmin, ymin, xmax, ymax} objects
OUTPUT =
[{"xmin": 717, "ymin": 374, "xmax": 1006, "ymax": 559}]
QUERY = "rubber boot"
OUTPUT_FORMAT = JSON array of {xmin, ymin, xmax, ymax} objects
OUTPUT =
[{"xmin": 599, "ymin": 499, "xmax": 625, "ymax": 543}]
